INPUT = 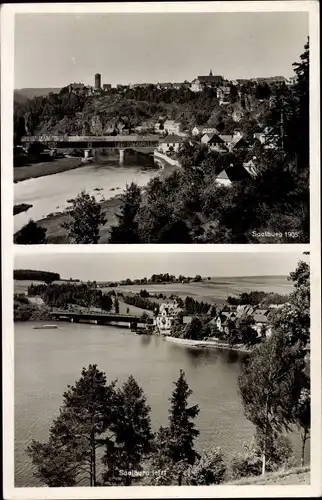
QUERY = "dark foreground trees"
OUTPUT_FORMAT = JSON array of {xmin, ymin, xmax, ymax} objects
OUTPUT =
[
  {"xmin": 14, "ymin": 220, "xmax": 47, "ymax": 244},
  {"xmin": 238, "ymin": 259, "xmax": 310, "ymax": 474},
  {"xmin": 27, "ymin": 365, "xmax": 153, "ymax": 486},
  {"xmin": 27, "ymin": 367, "xmax": 202, "ymax": 487}
]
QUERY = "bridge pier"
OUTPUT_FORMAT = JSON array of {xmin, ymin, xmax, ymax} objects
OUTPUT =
[{"xmin": 119, "ymin": 148, "xmax": 124, "ymax": 163}]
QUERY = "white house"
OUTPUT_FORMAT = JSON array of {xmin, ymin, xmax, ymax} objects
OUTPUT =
[
  {"xmin": 192, "ymin": 125, "xmax": 204, "ymax": 136},
  {"xmin": 216, "ymin": 86, "xmax": 230, "ymax": 105},
  {"xmin": 154, "ymin": 302, "xmax": 183, "ymax": 335},
  {"xmin": 215, "ymin": 169, "xmax": 232, "ymax": 186},
  {"xmin": 163, "ymin": 120, "xmax": 182, "ymax": 135},
  {"xmin": 158, "ymin": 134, "xmax": 186, "ymax": 154},
  {"xmin": 252, "ymin": 309, "xmax": 272, "ymax": 338},
  {"xmin": 190, "ymin": 79, "xmax": 203, "ymax": 92}
]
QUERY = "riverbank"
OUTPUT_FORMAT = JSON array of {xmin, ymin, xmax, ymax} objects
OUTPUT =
[
  {"xmin": 154, "ymin": 150, "xmax": 181, "ymax": 168},
  {"xmin": 15, "ymin": 158, "xmax": 178, "ymax": 243},
  {"xmin": 14, "ymin": 157, "xmax": 84, "ymax": 183},
  {"xmin": 34, "ymin": 195, "xmax": 123, "ymax": 243},
  {"xmin": 164, "ymin": 336, "xmax": 251, "ymax": 353}
]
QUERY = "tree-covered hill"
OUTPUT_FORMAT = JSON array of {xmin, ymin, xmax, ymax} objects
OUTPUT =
[
  {"xmin": 14, "ymin": 269, "xmax": 60, "ymax": 283},
  {"xmin": 14, "ymin": 80, "xmax": 284, "ymax": 142}
]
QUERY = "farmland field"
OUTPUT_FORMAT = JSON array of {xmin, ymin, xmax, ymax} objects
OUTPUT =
[{"xmin": 102, "ymin": 275, "xmax": 293, "ymax": 305}]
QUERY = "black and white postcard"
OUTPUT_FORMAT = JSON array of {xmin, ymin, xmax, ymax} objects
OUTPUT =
[{"xmin": 1, "ymin": 1, "xmax": 321, "ymax": 499}]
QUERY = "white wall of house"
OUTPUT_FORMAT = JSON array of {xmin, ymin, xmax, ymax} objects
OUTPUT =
[
  {"xmin": 201, "ymin": 134, "xmax": 211, "ymax": 144},
  {"xmin": 216, "ymin": 176, "xmax": 232, "ymax": 187},
  {"xmin": 164, "ymin": 121, "xmax": 182, "ymax": 135},
  {"xmin": 159, "ymin": 142, "xmax": 181, "ymax": 153},
  {"xmin": 154, "ymin": 302, "xmax": 182, "ymax": 335},
  {"xmin": 192, "ymin": 126, "xmax": 202, "ymax": 136},
  {"xmin": 190, "ymin": 79, "xmax": 202, "ymax": 92}
]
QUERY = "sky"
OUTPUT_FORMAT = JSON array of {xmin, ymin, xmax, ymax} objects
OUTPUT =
[
  {"xmin": 14, "ymin": 251, "xmax": 308, "ymax": 282},
  {"xmin": 14, "ymin": 12, "xmax": 309, "ymax": 88}
]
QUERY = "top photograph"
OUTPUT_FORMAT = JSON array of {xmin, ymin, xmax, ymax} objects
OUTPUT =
[{"xmin": 13, "ymin": 10, "xmax": 310, "ymax": 244}]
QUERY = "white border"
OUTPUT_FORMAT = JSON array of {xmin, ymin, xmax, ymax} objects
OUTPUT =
[{"xmin": 1, "ymin": 1, "xmax": 321, "ymax": 499}]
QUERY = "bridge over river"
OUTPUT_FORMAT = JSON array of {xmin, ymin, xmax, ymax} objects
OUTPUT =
[
  {"xmin": 51, "ymin": 310, "xmax": 146, "ymax": 329},
  {"xmin": 22, "ymin": 135, "xmax": 161, "ymax": 160}
]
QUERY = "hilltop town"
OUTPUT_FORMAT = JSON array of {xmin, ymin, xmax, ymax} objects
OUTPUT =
[{"xmin": 13, "ymin": 39, "xmax": 309, "ymax": 245}]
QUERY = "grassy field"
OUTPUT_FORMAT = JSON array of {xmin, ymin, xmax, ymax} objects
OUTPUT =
[
  {"xmin": 227, "ymin": 466, "xmax": 310, "ymax": 485},
  {"xmin": 36, "ymin": 196, "xmax": 122, "ymax": 244},
  {"xmin": 104, "ymin": 276, "xmax": 293, "ymax": 305},
  {"xmin": 14, "ymin": 280, "xmax": 44, "ymax": 294},
  {"xmin": 14, "ymin": 280, "xmax": 153, "ymax": 317}
]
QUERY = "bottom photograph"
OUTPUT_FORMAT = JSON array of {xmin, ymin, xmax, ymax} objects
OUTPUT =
[{"xmin": 13, "ymin": 250, "xmax": 310, "ymax": 487}]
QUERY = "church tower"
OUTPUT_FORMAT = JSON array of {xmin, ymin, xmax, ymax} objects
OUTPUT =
[{"xmin": 209, "ymin": 69, "xmax": 213, "ymax": 76}]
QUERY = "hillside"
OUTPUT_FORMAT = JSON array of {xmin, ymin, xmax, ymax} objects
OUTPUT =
[
  {"xmin": 15, "ymin": 87, "xmax": 62, "ymax": 99},
  {"xmin": 14, "ymin": 84, "xmax": 273, "ymax": 139},
  {"xmin": 227, "ymin": 466, "xmax": 310, "ymax": 485}
]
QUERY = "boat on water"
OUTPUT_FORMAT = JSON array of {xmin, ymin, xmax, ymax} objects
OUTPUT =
[{"xmin": 32, "ymin": 324, "xmax": 58, "ymax": 330}]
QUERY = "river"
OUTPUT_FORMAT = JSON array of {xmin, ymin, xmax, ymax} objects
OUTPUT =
[
  {"xmin": 14, "ymin": 154, "xmax": 159, "ymax": 233},
  {"xmin": 15, "ymin": 321, "xmax": 307, "ymax": 487}
]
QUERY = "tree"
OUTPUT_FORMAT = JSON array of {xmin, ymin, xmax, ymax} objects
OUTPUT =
[
  {"xmin": 272, "ymin": 260, "xmax": 310, "ymax": 345},
  {"xmin": 294, "ymin": 387, "xmax": 310, "ymax": 466},
  {"xmin": 235, "ymin": 314, "xmax": 258, "ymax": 347},
  {"xmin": 186, "ymin": 447, "xmax": 226, "ymax": 485},
  {"xmin": 102, "ymin": 376, "xmax": 153, "ymax": 485},
  {"xmin": 182, "ymin": 317, "xmax": 203, "ymax": 340},
  {"xmin": 226, "ymin": 318, "xmax": 241, "ymax": 346},
  {"xmin": 230, "ymin": 435, "xmax": 293, "ymax": 480},
  {"xmin": 109, "ymin": 183, "xmax": 141, "ymax": 243},
  {"xmin": 26, "ymin": 425, "xmax": 80, "ymax": 486},
  {"xmin": 238, "ymin": 334, "xmax": 303, "ymax": 474},
  {"xmin": 27, "ymin": 365, "xmax": 116, "ymax": 486},
  {"xmin": 166, "ymin": 370, "xmax": 200, "ymax": 484},
  {"xmin": 100, "ymin": 293, "xmax": 113, "ymax": 312},
  {"xmin": 114, "ymin": 297, "xmax": 120, "ymax": 314},
  {"xmin": 14, "ymin": 220, "xmax": 47, "ymax": 244},
  {"xmin": 62, "ymin": 190, "xmax": 107, "ymax": 243}
]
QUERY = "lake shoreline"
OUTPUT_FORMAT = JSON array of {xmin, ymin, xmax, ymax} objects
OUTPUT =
[{"xmin": 164, "ymin": 335, "xmax": 251, "ymax": 353}]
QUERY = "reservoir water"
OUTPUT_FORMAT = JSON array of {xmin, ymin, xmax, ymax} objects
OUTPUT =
[
  {"xmin": 14, "ymin": 154, "xmax": 159, "ymax": 233},
  {"xmin": 15, "ymin": 321, "xmax": 306, "ymax": 487}
]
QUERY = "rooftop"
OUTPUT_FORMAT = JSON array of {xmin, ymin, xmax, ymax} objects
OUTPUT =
[{"xmin": 161, "ymin": 134, "xmax": 186, "ymax": 144}]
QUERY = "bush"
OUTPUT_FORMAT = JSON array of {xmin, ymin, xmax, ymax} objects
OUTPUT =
[
  {"xmin": 229, "ymin": 435, "xmax": 294, "ymax": 480},
  {"xmin": 14, "ymin": 220, "xmax": 47, "ymax": 244},
  {"xmin": 185, "ymin": 448, "xmax": 226, "ymax": 485}
]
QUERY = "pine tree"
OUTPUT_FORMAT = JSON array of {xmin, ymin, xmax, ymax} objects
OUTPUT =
[
  {"xmin": 167, "ymin": 370, "xmax": 200, "ymax": 484},
  {"xmin": 103, "ymin": 376, "xmax": 153, "ymax": 485},
  {"xmin": 109, "ymin": 182, "xmax": 141, "ymax": 243},
  {"xmin": 27, "ymin": 365, "xmax": 116, "ymax": 486},
  {"xmin": 15, "ymin": 219, "xmax": 47, "ymax": 244}
]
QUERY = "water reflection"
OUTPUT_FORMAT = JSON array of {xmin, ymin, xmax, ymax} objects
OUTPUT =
[
  {"xmin": 139, "ymin": 335, "xmax": 152, "ymax": 346},
  {"xmin": 184, "ymin": 347, "xmax": 220, "ymax": 366}
]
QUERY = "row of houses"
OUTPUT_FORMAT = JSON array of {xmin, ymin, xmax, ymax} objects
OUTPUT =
[
  {"xmin": 68, "ymin": 72, "xmax": 292, "ymax": 97},
  {"xmin": 153, "ymin": 301, "xmax": 278, "ymax": 337}
]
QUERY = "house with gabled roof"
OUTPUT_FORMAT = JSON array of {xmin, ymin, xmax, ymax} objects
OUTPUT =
[
  {"xmin": 158, "ymin": 134, "xmax": 186, "ymax": 154},
  {"xmin": 202, "ymin": 132, "xmax": 228, "ymax": 153},
  {"xmin": 154, "ymin": 301, "xmax": 183, "ymax": 335},
  {"xmin": 215, "ymin": 169, "xmax": 232, "ymax": 186}
]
